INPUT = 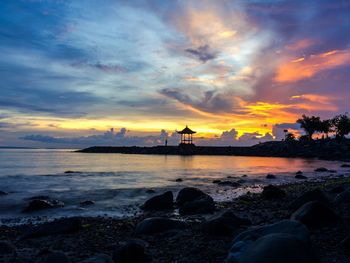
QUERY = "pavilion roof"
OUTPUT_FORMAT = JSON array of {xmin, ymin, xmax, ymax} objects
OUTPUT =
[{"xmin": 177, "ymin": 126, "xmax": 196, "ymax": 134}]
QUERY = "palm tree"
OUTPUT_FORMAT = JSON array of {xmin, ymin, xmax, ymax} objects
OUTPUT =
[{"xmin": 296, "ymin": 115, "xmax": 321, "ymax": 140}]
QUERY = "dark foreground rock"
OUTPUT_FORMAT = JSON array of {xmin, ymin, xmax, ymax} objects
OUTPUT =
[
  {"xmin": 135, "ymin": 217, "xmax": 186, "ymax": 235},
  {"xmin": 226, "ymin": 220, "xmax": 311, "ymax": 262},
  {"xmin": 176, "ymin": 187, "xmax": 208, "ymax": 205},
  {"xmin": 0, "ymin": 241, "xmax": 15, "ymax": 255},
  {"xmin": 36, "ymin": 251, "xmax": 70, "ymax": 263},
  {"xmin": 202, "ymin": 210, "xmax": 251, "ymax": 236},
  {"xmin": 80, "ymin": 200, "xmax": 95, "ymax": 206},
  {"xmin": 79, "ymin": 254, "xmax": 113, "ymax": 263},
  {"xmin": 295, "ymin": 174, "xmax": 307, "ymax": 179},
  {"xmin": 229, "ymin": 233, "xmax": 318, "ymax": 263},
  {"xmin": 315, "ymin": 167, "xmax": 328, "ymax": 172},
  {"xmin": 22, "ymin": 198, "xmax": 64, "ymax": 213},
  {"xmin": 262, "ymin": 185, "xmax": 286, "ymax": 199},
  {"xmin": 217, "ymin": 181, "xmax": 241, "ymax": 187},
  {"xmin": 288, "ymin": 188, "xmax": 329, "ymax": 209},
  {"xmin": 142, "ymin": 191, "xmax": 173, "ymax": 210},
  {"xmin": 178, "ymin": 195, "xmax": 215, "ymax": 215},
  {"xmin": 266, "ymin": 174, "xmax": 276, "ymax": 179},
  {"xmin": 291, "ymin": 201, "xmax": 339, "ymax": 228},
  {"xmin": 112, "ymin": 240, "xmax": 151, "ymax": 263},
  {"xmin": 20, "ymin": 217, "xmax": 82, "ymax": 240}
]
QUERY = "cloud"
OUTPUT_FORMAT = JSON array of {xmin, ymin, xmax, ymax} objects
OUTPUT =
[{"xmin": 185, "ymin": 45, "xmax": 217, "ymax": 62}]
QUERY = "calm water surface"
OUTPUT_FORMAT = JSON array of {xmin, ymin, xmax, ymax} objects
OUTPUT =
[{"xmin": 0, "ymin": 149, "xmax": 348, "ymax": 224}]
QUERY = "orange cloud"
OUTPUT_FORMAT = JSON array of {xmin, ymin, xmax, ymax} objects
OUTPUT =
[{"xmin": 275, "ymin": 49, "xmax": 350, "ymax": 82}]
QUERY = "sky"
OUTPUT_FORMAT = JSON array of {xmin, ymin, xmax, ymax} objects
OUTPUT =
[{"xmin": 0, "ymin": 0, "xmax": 350, "ymax": 147}]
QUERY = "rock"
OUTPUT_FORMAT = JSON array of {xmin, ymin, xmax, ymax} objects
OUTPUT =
[
  {"xmin": 242, "ymin": 174, "xmax": 247, "ymax": 177},
  {"xmin": 0, "ymin": 191, "xmax": 8, "ymax": 196},
  {"xmin": 340, "ymin": 235, "xmax": 350, "ymax": 249},
  {"xmin": 291, "ymin": 201, "xmax": 339, "ymax": 228},
  {"xmin": 226, "ymin": 220, "xmax": 311, "ymax": 263},
  {"xmin": 335, "ymin": 189, "xmax": 350, "ymax": 204},
  {"xmin": 22, "ymin": 199, "xmax": 64, "ymax": 213},
  {"xmin": 79, "ymin": 254, "xmax": 114, "ymax": 263},
  {"xmin": 217, "ymin": 181, "xmax": 241, "ymax": 187},
  {"xmin": 135, "ymin": 217, "xmax": 186, "ymax": 235},
  {"xmin": 175, "ymin": 178, "xmax": 183, "ymax": 182},
  {"xmin": 142, "ymin": 191, "xmax": 173, "ymax": 210},
  {"xmin": 212, "ymin": 180, "xmax": 221, "ymax": 184},
  {"xmin": 64, "ymin": 170, "xmax": 81, "ymax": 174},
  {"xmin": 179, "ymin": 195, "xmax": 215, "ymax": 215},
  {"xmin": 328, "ymin": 186, "xmax": 345, "ymax": 194},
  {"xmin": 202, "ymin": 210, "xmax": 251, "ymax": 236},
  {"xmin": 288, "ymin": 188, "xmax": 329, "ymax": 209},
  {"xmin": 314, "ymin": 167, "xmax": 328, "ymax": 172},
  {"xmin": 266, "ymin": 174, "xmax": 276, "ymax": 179},
  {"xmin": 37, "ymin": 252, "xmax": 70, "ymax": 263},
  {"xmin": 262, "ymin": 185, "xmax": 286, "ymax": 199},
  {"xmin": 20, "ymin": 217, "xmax": 82, "ymax": 240},
  {"xmin": 145, "ymin": 189, "xmax": 155, "ymax": 194},
  {"xmin": 228, "ymin": 233, "xmax": 318, "ymax": 263},
  {"xmin": 295, "ymin": 174, "xmax": 307, "ymax": 179},
  {"xmin": 176, "ymin": 187, "xmax": 208, "ymax": 206},
  {"xmin": 296, "ymin": 171, "xmax": 303, "ymax": 175},
  {"xmin": 80, "ymin": 200, "xmax": 95, "ymax": 206},
  {"xmin": 328, "ymin": 169, "xmax": 337, "ymax": 173},
  {"xmin": 0, "ymin": 241, "xmax": 15, "ymax": 255},
  {"xmin": 341, "ymin": 164, "xmax": 350, "ymax": 168},
  {"xmin": 27, "ymin": 195, "xmax": 50, "ymax": 200},
  {"xmin": 112, "ymin": 240, "xmax": 151, "ymax": 263}
]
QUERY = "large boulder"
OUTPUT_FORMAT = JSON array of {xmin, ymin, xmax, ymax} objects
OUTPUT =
[
  {"xmin": 230, "ymin": 233, "xmax": 318, "ymax": 263},
  {"xmin": 202, "ymin": 210, "xmax": 251, "ymax": 236},
  {"xmin": 226, "ymin": 220, "xmax": 311, "ymax": 263},
  {"xmin": 112, "ymin": 240, "xmax": 151, "ymax": 263},
  {"xmin": 291, "ymin": 201, "xmax": 339, "ymax": 228},
  {"xmin": 176, "ymin": 187, "xmax": 208, "ymax": 206},
  {"xmin": 178, "ymin": 195, "xmax": 215, "ymax": 215},
  {"xmin": 36, "ymin": 252, "xmax": 70, "ymax": 263},
  {"xmin": 0, "ymin": 191, "xmax": 8, "ymax": 196},
  {"xmin": 79, "ymin": 254, "xmax": 113, "ymax": 263},
  {"xmin": 334, "ymin": 189, "xmax": 350, "ymax": 204},
  {"xmin": 261, "ymin": 185, "xmax": 286, "ymax": 199},
  {"xmin": 20, "ymin": 217, "xmax": 81, "ymax": 240},
  {"xmin": 22, "ymin": 198, "xmax": 64, "ymax": 213},
  {"xmin": 142, "ymin": 191, "xmax": 173, "ymax": 210},
  {"xmin": 288, "ymin": 188, "xmax": 329, "ymax": 210},
  {"xmin": 135, "ymin": 217, "xmax": 186, "ymax": 235}
]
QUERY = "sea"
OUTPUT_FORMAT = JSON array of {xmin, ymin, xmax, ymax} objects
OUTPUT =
[{"xmin": 0, "ymin": 148, "xmax": 348, "ymax": 225}]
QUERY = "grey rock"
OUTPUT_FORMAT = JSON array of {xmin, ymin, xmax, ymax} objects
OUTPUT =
[
  {"xmin": 335, "ymin": 189, "xmax": 350, "ymax": 204},
  {"xmin": 314, "ymin": 167, "xmax": 328, "ymax": 172},
  {"xmin": 262, "ymin": 185, "xmax": 286, "ymax": 199},
  {"xmin": 176, "ymin": 187, "xmax": 208, "ymax": 205},
  {"xmin": 142, "ymin": 191, "xmax": 173, "ymax": 210},
  {"xmin": 218, "ymin": 181, "xmax": 241, "ymax": 187},
  {"xmin": 135, "ymin": 217, "xmax": 186, "ymax": 235},
  {"xmin": 288, "ymin": 188, "xmax": 329, "ymax": 209},
  {"xmin": 112, "ymin": 240, "xmax": 151, "ymax": 263},
  {"xmin": 22, "ymin": 199, "xmax": 64, "ymax": 213},
  {"xmin": 80, "ymin": 200, "xmax": 95, "ymax": 206},
  {"xmin": 37, "ymin": 252, "xmax": 70, "ymax": 263},
  {"xmin": 179, "ymin": 195, "xmax": 215, "ymax": 215},
  {"xmin": 79, "ymin": 254, "xmax": 114, "ymax": 263},
  {"xmin": 291, "ymin": 201, "xmax": 339, "ymax": 228}
]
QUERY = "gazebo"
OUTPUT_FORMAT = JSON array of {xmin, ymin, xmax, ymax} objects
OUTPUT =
[{"xmin": 177, "ymin": 125, "xmax": 196, "ymax": 145}]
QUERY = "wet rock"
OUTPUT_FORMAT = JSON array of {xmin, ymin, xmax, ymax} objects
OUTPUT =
[
  {"xmin": 295, "ymin": 174, "xmax": 307, "ymax": 179},
  {"xmin": 241, "ymin": 174, "xmax": 247, "ymax": 177},
  {"xmin": 329, "ymin": 186, "xmax": 345, "ymax": 194},
  {"xmin": 37, "ymin": 252, "xmax": 70, "ymax": 263},
  {"xmin": 0, "ymin": 191, "xmax": 8, "ymax": 196},
  {"xmin": 341, "ymin": 164, "xmax": 350, "ymax": 168},
  {"xmin": 329, "ymin": 169, "xmax": 337, "ymax": 173},
  {"xmin": 217, "ymin": 181, "xmax": 241, "ymax": 187},
  {"xmin": 22, "ymin": 198, "xmax": 64, "ymax": 213},
  {"xmin": 176, "ymin": 187, "xmax": 208, "ymax": 206},
  {"xmin": 135, "ymin": 217, "xmax": 186, "ymax": 235},
  {"xmin": 227, "ymin": 233, "xmax": 318, "ymax": 263},
  {"xmin": 226, "ymin": 220, "xmax": 310, "ymax": 263},
  {"xmin": 27, "ymin": 195, "xmax": 50, "ymax": 200},
  {"xmin": 335, "ymin": 189, "xmax": 350, "ymax": 204},
  {"xmin": 175, "ymin": 178, "xmax": 183, "ymax": 182},
  {"xmin": 262, "ymin": 185, "xmax": 286, "ymax": 199},
  {"xmin": 112, "ymin": 240, "xmax": 151, "ymax": 263},
  {"xmin": 314, "ymin": 167, "xmax": 328, "ymax": 172},
  {"xmin": 64, "ymin": 170, "xmax": 81, "ymax": 174},
  {"xmin": 202, "ymin": 210, "xmax": 251, "ymax": 236},
  {"xmin": 296, "ymin": 171, "xmax": 303, "ymax": 175},
  {"xmin": 0, "ymin": 241, "xmax": 15, "ymax": 255},
  {"xmin": 145, "ymin": 189, "xmax": 155, "ymax": 194},
  {"xmin": 79, "ymin": 254, "xmax": 114, "ymax": 263},
  {"xmin": 291, "ymin": 201, "xmax": 339, "ymax": 228},
  {"xmin": 142, "ymin": 191, "xmax": 173, "ymax": 210},
  {"xmin": 266, "ymin": 174, "xmax": 276, "ymax": 179},
  {"xmin": 80, "ymin": 200, "xmax": 95, "ymax": 206},
  {"xmin": 179, "ymin": 195, "xmax": 215, "ymax": 215},
  {"xmin": 20, "ymin": 217, "xmax": 82, "ymax": 240},
  {"xmin": 289, "ymin": 188, "xmax": 329, "ymax": 209},
  {"xmin": 212, "ymin": 180, "xmax": 221, "ymax": 184},
  {"xmin": 340, "ymin": 235, "xmax": 350, "ymax": 249}
]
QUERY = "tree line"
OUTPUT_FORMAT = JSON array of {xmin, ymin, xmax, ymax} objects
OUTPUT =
[{"xmin": 287, "ymin": 114, "xmax": 350, "ymax": 141}]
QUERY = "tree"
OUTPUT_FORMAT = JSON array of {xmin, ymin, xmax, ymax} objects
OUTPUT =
[
  {"xmin": 285, "ymin": 133, "xmax": 296, "ymax": 142},
  {"xmin": 296, "ymin": 115, "xmax": 321, "ymax": 140},
  {"xmin": 331, "ymin": 114, "xmax": 350, "ymax": 139},
  {"xmin": 318, "ymin": 119, "xmax": 332, "ymax": 138}
]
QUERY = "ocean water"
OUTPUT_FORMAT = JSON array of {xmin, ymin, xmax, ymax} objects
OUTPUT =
[{"xmin": 0, "ymin": 148, "xmax": 348, "ymax": 224}]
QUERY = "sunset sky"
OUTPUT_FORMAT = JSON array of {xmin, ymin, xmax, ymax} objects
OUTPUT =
[{"xmin": 1, "ymin": 0, "xmax": 350, "ymax": 147}]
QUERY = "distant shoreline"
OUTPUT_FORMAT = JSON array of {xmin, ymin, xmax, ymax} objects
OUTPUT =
[{"xmin": 77, "ymin": 139, "xmax": 350, "ymax": 161}]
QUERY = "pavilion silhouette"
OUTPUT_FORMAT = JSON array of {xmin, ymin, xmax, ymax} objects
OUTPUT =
[{"xmin": 177, "ymin": 125, "xmax": 196, "ymax": 146}]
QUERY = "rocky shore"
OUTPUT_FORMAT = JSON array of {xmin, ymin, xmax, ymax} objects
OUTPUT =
[{"xmin": 1, "ymin": 176, "xmax": 350, "ymax": 262}]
